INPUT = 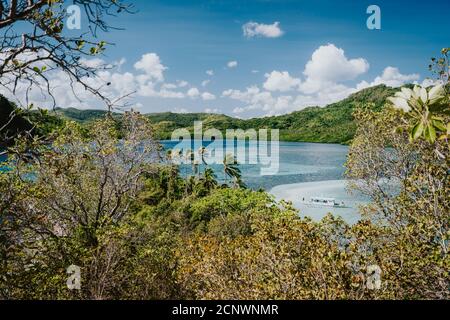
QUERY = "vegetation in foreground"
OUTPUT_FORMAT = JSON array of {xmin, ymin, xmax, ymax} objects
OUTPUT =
[
  {"xmin": 0, "ymin": 78, "xmax": 448, "ymax": 299},
  {"xmin": 0, "ymin": 0, "xmax": 448, "ymax": 299}
]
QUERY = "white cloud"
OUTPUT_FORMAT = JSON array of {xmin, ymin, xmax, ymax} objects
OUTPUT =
[
  {"xmin": 201, "ymin": 92, "xmax": 216, "ymax": 100},
  {"xmin": 205, "ymin": 108, "xmax": 219, "ymax": 113},
  {"xmin": 134, "ymin": 53, "xmax": 167, "ymax": 81},
  {"xmin": 186, "ymin": 87, "xmax": 216, "ymax": 100},
  {"xmin": 300, "ymin": 44, "xmax": 369, "ymax": 95},
  {"xmin": 206, "ymin": 70, "xmax": 214, "ymax": 76},
  {"xmin": 227, "ymin": 61, "xmax": 238, "ymax": 68},
  {"xmin": 220, "ymin": 44, "xmax": 426, "ymax": 118},
  {"xmin": 1, "ymin": 44, "xmax": 425, "ymax": 119},
  {"xmin": 158, "ymin": 89, "xmax": 185, "ymax": 99},
  {"xmin": 232, "ymin": 107, "xmax": 245, "ymax": 114},
  {"xmin": 222, "ymin": 44, "xmax": 377, "ymax": 117},
  {"xmin": 161, "ymin": 83, "xmax": 178, "ymax": 90},
  {"xmin": 263, "ymin": 71, "xmax": 301, "ymax": 92},
  {"xmin": 224, "ymin": 85, "xmax": 297, "ymax": 116},
  {"xmin": 187, "ymin": 87, "xmax": 200, "ymax": 98},
  {"xmin": 357, "ymin": 66, "xmax": 420, "ymax": 88},
  {"xmin": 176, "ymin": 80, "xmax": 189, "ymax": 88},
  {"xmin": 243, "ymin": 21, "xmax": 284, "ymax": 38},
  {"xmin": 173, "ymin": 107, "xmax": 188, "ymax": 113},
  {"xmin": 79, "ymin": 57, "xmax": 107, "ymax": 69},
  {"xmin": 0, "ymin": 52, "xmax": 191, "ymax": 110}
]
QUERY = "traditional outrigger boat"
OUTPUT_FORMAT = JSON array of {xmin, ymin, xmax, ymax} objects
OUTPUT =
[{"xmin": 301, "ymin": 196, "xmax": 346, "ymax": 208}]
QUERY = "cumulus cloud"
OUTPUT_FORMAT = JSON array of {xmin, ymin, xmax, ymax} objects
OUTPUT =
[
  {"xmin": 158, "ymin": 89, "xmax": 185, "ymax": 99},
  {"xmin": 205, "ymin": 107, "xmax": 219, "ymax": 113},
  {"xmin": 186, "ymin": 88, "xmax": 215, "ymax": 100},
  {"xmin": 133, "ymin": 53, "xmax": 167, "ymax": 81},
  {"xmin": 161, "ymin": 83, "xmax": 178, "ymax": 90},
  {"xmin": 223, "ymin": 85, "xmax": 296, "ymax": 116},
  {"xmin": 79, "ymin": 57, "xmax": 107, "ymax": 69},
  {"xmin": 173, "ymin": 107, "xmax": 189, "ymax": 113},
  {"xmin": 263, "ymin": 71, "xmax": 301, "ymax": 92},
  {"xmin": 201, "ymin": 92, "xmax": 216, "ymax": 100},
  {"xmin": 176, "ymin": 80, "xmax": 189, "ymax": 88},
  {"xmin": 222, "ymin": 44, "xmax": 424, "ymax": 117},
  {"xmin": 227, "ymin": 61, "xmax": 238, "ymax": 68},
  {"xmin": 1, "ymin": 42, "xmax": 424, "ymax": 119},
  {"xmin": 187, "ymin": 87, "xmax": 200, "ymax": 98},
  {"xmin": 243, "ymin": 21, "xmax": 284, "ymax": 38},
  {"xmin": 0, "ymin": 52, "xmax": 193, "ymax": 110},
  {"xmin": 298, "ymin": 44, "xmax": 369, "ymax": 95},
  {"xmin": 232, "ymin": 107, "xmax": 245, "ymax": 114},
  {"xmin": 357, "ymin": 66, "xmax": 420, "ymax": 89}
]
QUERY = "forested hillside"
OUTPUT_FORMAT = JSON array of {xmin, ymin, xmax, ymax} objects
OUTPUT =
[
  {"xmin": 2, "ymin": 84, "xmax": 398, "ymax": 144},
  {"xmin": 56, "ymin": 84, "xmax": 397, "ymax": 143}
]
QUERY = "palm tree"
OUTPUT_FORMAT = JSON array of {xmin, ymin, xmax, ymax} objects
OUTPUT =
[
  {"xmin": 232, "ymin": 176, "xmax": 246, "ymax": 189},
  {"xmin": 201, "ymin": 167, "xmax": 218, "ymax": 191},
  {"xmin": 198, "ymin": 146, "xmax": 208, "ymax": 165},
  {"xmin": 185, "ymin": 175, "xmax": 197, "ymax": 195},
  {"xmin": 185, "ymin": 149, "xmax": 199, "ymax": 176},
  {"xmin": 222, "ymin": 153, "xmax": 242, "ymax": 186},
  {"xmin": 184, "ymin": 149, "xmax": 194, "ymax": 176},
  {"xmin": 192, "ymin": 159, "xmax": 200, "ymax": 177}
]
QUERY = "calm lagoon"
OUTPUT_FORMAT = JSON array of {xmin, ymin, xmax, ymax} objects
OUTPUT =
[{"xmin": 161, "ymin": 140, "xmax": 368, "ymax": 223}]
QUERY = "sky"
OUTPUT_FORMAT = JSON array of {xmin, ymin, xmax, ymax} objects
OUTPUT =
[{"xmin": 4, "ymin": 0, "xmax": 450, "ymax": 118}]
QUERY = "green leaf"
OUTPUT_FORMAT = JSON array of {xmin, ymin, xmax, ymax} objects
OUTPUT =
[
  {"xmin": 432, "ymin": 119, "xmax": 446, "ymax": 132},
  {"xmin": 76, "ymin": 40, "xmax": 86, "ymax": 49},
  {"xmin": 411, "ymin": 122, "xmax": 424, "ymax": 140},
  {"xmin": 427, "ymin": 124, "xmax": 437, "ymax": 142}
]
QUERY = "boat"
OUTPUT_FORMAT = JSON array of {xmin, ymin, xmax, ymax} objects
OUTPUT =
[{"xmin": 301, "ymin": 196, "xmax": 346, "ymax": 208}]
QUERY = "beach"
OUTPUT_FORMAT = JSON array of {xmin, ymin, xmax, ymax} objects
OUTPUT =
[{"xmin": 270, "ymin": 180, "xmax": 366, "ymax": 224}]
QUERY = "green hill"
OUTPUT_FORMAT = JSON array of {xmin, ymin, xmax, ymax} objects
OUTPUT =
[
  {"xmin": 54, "ymin": 107, "xmax": 110, "ymax": 123},
  {"xmin": 3, "ymin": 84, "xmax": 398, "ymax": 144},
  {"xmin": 144, "ymin": 84, "xmax": 397, "ymax": 143},
  {"xmin": 243, "ymin": 84, "xmax": 397, "ymax": 143}
]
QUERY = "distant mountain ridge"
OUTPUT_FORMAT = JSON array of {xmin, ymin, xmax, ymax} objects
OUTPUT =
[
  {"xmin": 54, "ymin": 84, "xmax": 397, "ymax": 143},
  {"xmin": 2, "ymin": 84, "xmax": 398, "ymax": 144}
]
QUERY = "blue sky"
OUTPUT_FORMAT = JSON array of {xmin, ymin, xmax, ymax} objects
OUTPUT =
[{"xmin": 11, "ymin": 0, "xmax": 450, "ymax": 117}]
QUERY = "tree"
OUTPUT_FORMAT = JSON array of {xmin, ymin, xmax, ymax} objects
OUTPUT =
[
  {"xmin": 346, "ymin": 104, "xmax": 449, "ymax": 299},
  {"xmin": 0, "ymin": 0, "xmax": 133, "ymax": 110},
  {"xmin": 222, "ymin": 153, "xmax": 242, "ymax": 187},
  {"xmin": 200, "ymin": 167, "xmax": 218, "ymax": 191},
  {"xmin": 0, "ymin": 1, "xmax": 134, "ymax": 156},
  {"xmin": 0, "ymin": 111, "xmax": 160, "ymax": 298}
]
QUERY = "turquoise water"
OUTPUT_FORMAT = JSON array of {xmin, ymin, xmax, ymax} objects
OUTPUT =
[
  {"xmin": 161, "ymin": 140, "xmax": 349, "ymax": 189},
  {"xmin": 0, "ymin": 141, "xmax": 366, "ymax": 222},
  {"xmin": 162, "ymin": 140, "xmax": 367, "ymax": 223}
]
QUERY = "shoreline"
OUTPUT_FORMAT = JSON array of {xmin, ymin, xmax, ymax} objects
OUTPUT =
[{"xmin": 270, "ymin": 179, "xmax": 365, "ymax": 224}]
